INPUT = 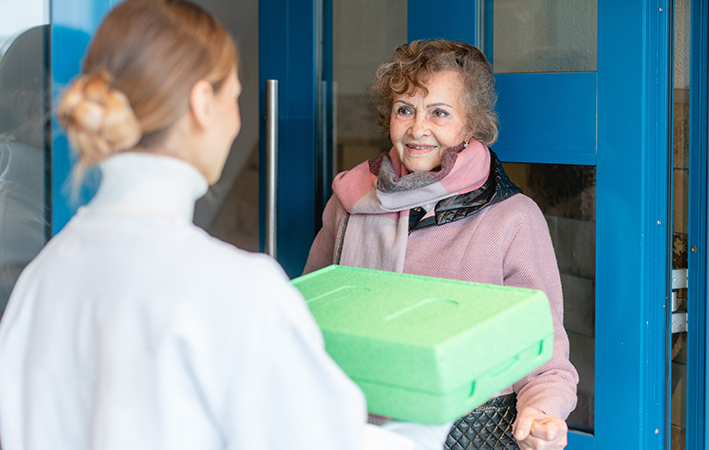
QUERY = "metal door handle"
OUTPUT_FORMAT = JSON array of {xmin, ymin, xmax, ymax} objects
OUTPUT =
[{"xmin": 265, "ymin": 79, "xmax": 278, "ymax": 258}]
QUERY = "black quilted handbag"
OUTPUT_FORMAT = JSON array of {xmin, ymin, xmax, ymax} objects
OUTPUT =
[{"xmin": 445, "ymin": 393, "xmax": 519, "ymax": 450}]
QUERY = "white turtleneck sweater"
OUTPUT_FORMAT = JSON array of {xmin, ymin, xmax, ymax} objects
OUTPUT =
[{"xmin": 0, "ymin": 153, "xmax": 422, "ymax": 450}]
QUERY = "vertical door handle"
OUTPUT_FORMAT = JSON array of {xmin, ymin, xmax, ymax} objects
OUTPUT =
[{"xmin": 265, "ymin": 79, "xmax": 278, "ymax": 259}]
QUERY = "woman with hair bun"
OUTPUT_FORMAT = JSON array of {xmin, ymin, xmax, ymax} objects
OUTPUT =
[{"xmin": 0, "ymin": 2, "xmax": 440, "ymax": 449}]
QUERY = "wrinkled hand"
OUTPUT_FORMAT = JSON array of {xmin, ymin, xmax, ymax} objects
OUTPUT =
[{"xmin": 513, "ymin": 407, "xmax": 568, "ymax": 450}]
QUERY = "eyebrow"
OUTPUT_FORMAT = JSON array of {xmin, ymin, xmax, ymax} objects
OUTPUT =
[{"xmin": 394, "ymin": 100, "xmax": 453, "ymax": 109}]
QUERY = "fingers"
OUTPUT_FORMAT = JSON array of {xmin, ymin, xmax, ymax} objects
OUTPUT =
[
  {"xmin": 517, "ymin": 430, "xmax": 568, "ymax": 450},
  {"xmin": 514, "ymin": 409, "xmax": 568, "ymax": 450},
  {"xmin": 517, "ymin": 433, "xmax": 546, "ymax": 450},
  {"xmin": 514, "ymin": 415, "xmax": 534, "ymax": 442},
  {"xmin": 529, "ymin": 416, "xmax": 568, "ymax": 441},
  {"xmin": 514, "ymin": 407, "xmax": 544, "ymax": 442}
]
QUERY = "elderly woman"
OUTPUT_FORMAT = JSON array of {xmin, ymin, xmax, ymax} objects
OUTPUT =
[{"xmin": 304, "ymin": 40, "xmax": 579, "ymax": 450}]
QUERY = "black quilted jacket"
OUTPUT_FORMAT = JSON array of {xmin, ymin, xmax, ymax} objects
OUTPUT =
[{"xmin": 409, "ymin": 150, "xmax": 522, "ymax": 233}]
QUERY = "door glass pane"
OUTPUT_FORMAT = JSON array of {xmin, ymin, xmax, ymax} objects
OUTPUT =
[
  {"xmin": 492, "ymin": 0, "xmax": 597, "ymax": 74},
  {"xmin": 503, "ymin": 162, "xmax": 596, "ymax": 433},
  {"xmin": 671, "ymin": 0, "xmax": 690, "ymax": 448},
  {"xmin": 192, "ymin": 0, "xmax": 260, "ymax": 252},
  {"xmin": 333, "ymin": 0, "xmax": 406, "ymax": 173},
  {"xmin": 0, "ymin": 2, "xmax": 51, "ymax": 317}
]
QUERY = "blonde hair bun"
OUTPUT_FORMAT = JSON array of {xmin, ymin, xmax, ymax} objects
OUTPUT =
[{"xmin": 58, "ymin": 69, "xmax": 142, "ymax": 165}]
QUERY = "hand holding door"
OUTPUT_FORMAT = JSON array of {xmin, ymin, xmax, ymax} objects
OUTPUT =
[{"xmin": 514, "ymin": 406, "xmax": 568, "ymax": 450}]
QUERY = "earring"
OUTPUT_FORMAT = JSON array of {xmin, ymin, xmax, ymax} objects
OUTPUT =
[{"xmin": 463, "ymin": 141, "xmax": 469, "ymax": 148}]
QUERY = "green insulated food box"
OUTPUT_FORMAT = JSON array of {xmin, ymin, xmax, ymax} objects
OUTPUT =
[{"xmin": 291, "ymin": 265, "xmax": 554, "ymax": 425}]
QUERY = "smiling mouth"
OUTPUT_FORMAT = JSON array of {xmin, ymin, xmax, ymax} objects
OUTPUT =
[{"xmin": 406, "ymin": 144, "xmax": 436, "ymax": 153}]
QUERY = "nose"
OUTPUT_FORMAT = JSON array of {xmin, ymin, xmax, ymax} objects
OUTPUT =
[{"xmin": 408, "ymin": 114, "xmax": 430, "ymax": 139}]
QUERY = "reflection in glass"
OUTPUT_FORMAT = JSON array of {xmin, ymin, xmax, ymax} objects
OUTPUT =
[
  {"xmin": 492, "ymin": 0, "xmax": 597, "ymax": 74},
  {"xmin": 0, "ymin": 24, "xmax": 50, "ymax": 317},
  {"xmin": 503, "ymin": 162, "xmax": 596, "ymax": 432}
]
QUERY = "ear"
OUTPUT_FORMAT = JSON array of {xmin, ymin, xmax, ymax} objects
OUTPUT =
[{"xmin": 189, "ymin": 80, "xmax": 215, "ymax": 130}]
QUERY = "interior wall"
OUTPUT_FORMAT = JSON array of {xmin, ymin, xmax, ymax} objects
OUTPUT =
[
  {"xmin": 492, "ymin": 0, "xmax": 597, "ymax": 74},
  {"xmin": 333, "ymin": 0, "xmax": 406, "ymax": 173},
  {"xmin": 192, "ymin": 0, "xmax": 259, "ymax": 232}
]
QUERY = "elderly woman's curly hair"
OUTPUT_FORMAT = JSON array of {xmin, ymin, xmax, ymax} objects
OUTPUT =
[{"xmin": 370, "ymin": 39, "xmax": 498, "ymax": 146}]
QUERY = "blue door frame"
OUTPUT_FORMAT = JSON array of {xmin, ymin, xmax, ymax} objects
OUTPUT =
[
  {"xmin": 258, "ymin": 0, "xmax": 322, "ymax": 278},
  {"xmin": 259, "ymin": 0, "xmax": 672, "ymax": 447},
  {"xmin": 687, "ymin": 0, "xmax": 709, "ymax": 448}
]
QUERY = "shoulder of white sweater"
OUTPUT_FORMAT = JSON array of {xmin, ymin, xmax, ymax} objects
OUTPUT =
[
  {"xmin": 176, "ymin": 228, "xmax": 321, "ymax": 346},
  {"xmin": 181, "ymin": 225, "xmax": 285, "ymax": 274}
]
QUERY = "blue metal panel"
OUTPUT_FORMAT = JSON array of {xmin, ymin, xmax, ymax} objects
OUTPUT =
[
  {"xmin": 407, "ymin": 0, "xmax": 477, "ymax": 44},
  {"xmin": 596, "ymin": 1, "xmax": 670, "ymax": 449},
  {"xmin": 493, "ymin": 73, "xmax": 597, "ymax": 165},
  {"xmin": 51, "ymin": 0, "xmax": 122, "ymax": 234},
  {"xmin": 642, "ymin": 2, "xmax": 671, "ymax": 448},
  {"xmin": 483, "ymin": 0, "xmax": 493, "ymax": 62},
  {"xmin": 567, "ymin": 430, "xmax": 594, "ymax": 449},
  {"xmin": 259, "ymin": 0, "xmax": 318, "ymax": 278},
  {"xmin": 317, "ymin": 0, "xmax": 334, "ymax": 227},
  {"xmin": 687, "ymin": 0, "xmax": 709, "ymax": 448}
]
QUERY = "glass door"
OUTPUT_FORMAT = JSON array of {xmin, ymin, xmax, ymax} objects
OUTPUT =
[
  {"xmin": 260, "ymin": 1, "xmax": 672, "ymax": 448},
  {"xmin": 481, "ymin": 0, "xmax": 598, "ymax": 436},
  {"xmin": 259, "ymin": 0, "xmax": 322, "ymax": 277},
  {"xmin": 260, "ymin": 2, "xmax": 673, "ymax": 448},
  {"xmin": 51, "ymin": 0, "xmax": 262, "ymax": 256},
  {"xmin": 0, "ymin": 0, "xmax": 51, "ymax": 318}
]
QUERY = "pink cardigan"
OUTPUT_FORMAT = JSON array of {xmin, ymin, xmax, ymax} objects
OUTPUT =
[{"xmin": 304, "ymin": 192, "xmax": 579, "ymax": 420}]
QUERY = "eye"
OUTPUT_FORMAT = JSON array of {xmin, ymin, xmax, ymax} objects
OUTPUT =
[
  {"xmin": 396, "ymin": 106, "xmax": 413, "ymax": 116},
  {"xmin": 432, "ymin": 109, "xmax": 450, "ymax": 118}
]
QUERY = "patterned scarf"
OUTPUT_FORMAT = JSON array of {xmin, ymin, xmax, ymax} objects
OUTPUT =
[{"xmin": 332, "ymin": 140, "xmax": 491, "ymax": 272}]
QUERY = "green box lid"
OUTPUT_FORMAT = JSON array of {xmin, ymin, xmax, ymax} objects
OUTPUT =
[{"xmin": 292, "ymin": 265, "xmax": 553, "ymax": 424}]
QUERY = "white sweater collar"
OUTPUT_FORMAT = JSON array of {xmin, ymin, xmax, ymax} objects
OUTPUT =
[{"xmin": 85, "ymin": 152, "xmax": 208, "ymax": 222}]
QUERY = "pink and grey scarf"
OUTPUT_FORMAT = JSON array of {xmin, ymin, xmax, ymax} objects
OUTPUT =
[{"xmin": 332, "ymin": 140, "xmax": 491, "ymax": 273}]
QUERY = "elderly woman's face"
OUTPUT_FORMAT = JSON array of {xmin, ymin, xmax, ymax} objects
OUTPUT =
[{"xmin": 390, "ymin": 70, "xmax": 470, "ymax": 173}]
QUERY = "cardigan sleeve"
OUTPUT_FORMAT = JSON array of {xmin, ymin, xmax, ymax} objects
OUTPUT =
[
  {"xmin": 303, "ymin": 195, "xmax": 348, "ymax": 275},
  {"xmin": 502, "ymin": 200, "xmax": 579, "ymax": 420}
]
